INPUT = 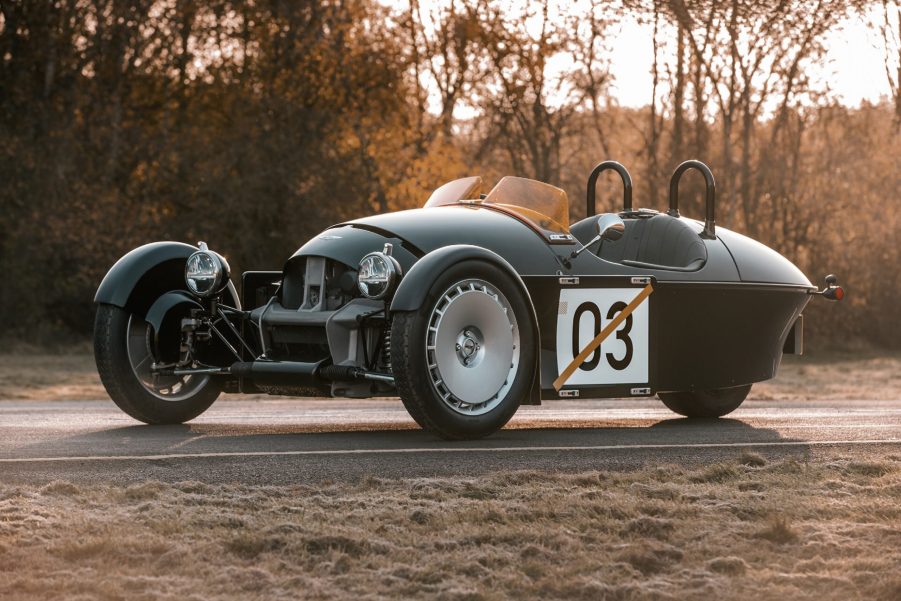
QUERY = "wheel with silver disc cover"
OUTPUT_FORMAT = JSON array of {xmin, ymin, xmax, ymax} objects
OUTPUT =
[
  {"xmin": 392, "ymin": 260, "xmax": 536, "ymax": 439},
  {"xmin": 427, "ymin": 279, "xmax": 519, "ymax": 415}
]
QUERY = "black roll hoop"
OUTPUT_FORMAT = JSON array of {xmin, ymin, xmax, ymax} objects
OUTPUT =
[
  {"xmin": 586, "ymin": 160, "xmax": 633, "ymax": 217},
  {"xmin": 668, "ymin": 160, "xmax": 716, "ymax": 239}
]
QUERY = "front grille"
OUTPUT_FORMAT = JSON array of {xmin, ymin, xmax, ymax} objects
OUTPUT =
[{"xmin": 281, "ymin": 256, "xmax": 355, "ymax": 311}]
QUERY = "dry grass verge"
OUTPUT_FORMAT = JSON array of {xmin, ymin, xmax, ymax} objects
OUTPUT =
[
  {"xmin": 752, "ymin": 353, "xmax": 901, "ymax": 401},
  {"xmin": 1, "ymin": 454, "xmax": 900, "ymax": 600},
  {"xmin": 0, "ymin": 352, "xmax": 101, "ymax": 401}
]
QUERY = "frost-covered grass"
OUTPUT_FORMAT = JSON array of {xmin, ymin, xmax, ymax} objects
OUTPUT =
[{"xmin": 2, "ymin": 454, "xmax": 900, "ymax": 600}]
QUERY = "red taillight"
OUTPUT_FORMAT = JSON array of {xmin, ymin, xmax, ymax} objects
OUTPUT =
[{"xmin": 821, "ymin": 284, "xmax": 844, "ymax": 301}]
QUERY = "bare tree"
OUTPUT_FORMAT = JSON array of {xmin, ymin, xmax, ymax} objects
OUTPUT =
[
  {"xmin": 879, "ymin": 0, "xmax": 901, "ymax": 128},
  {"xmin": 476, "ymin": 3, "xmax": 579, "ymax": 184},
  {"xmin": 647, "ymin": 3, "xmax": 664, "ymax": 203},
  {"xmin": 665, "ymin": 0, "xmax": 849, "ymax": 237},
  {"xmin": 403, "ymin": 0, "xmax": 489, "ymax": 146},
  {"xmin": 568, "ymin": 1, "xmax": 615, "ymax": 157}
]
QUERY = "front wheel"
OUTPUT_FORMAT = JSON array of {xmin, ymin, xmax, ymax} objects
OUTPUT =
[
  {"xmin": 391, "ymin": 260, "xmax": 536, "ymax": 440},
  {"xmin": 657, "ymin": 384, "xmax": 751, "ymax": 418},
  {"xmin": 94, "ymin": 304, "xmax": 221, "ymax": 424}
]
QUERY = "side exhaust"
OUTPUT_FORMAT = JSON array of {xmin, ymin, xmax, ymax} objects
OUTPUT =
[
  {"xmin": 318, "ymin": 364, "xmax": 395, "ymax": 384},
  {"xmin": 173, "ymin": 360, "xmax": 394, "ymax": 386},
  {"xmin": 229, "ymin": 360, "xmax": 322, "ymax": 379}
]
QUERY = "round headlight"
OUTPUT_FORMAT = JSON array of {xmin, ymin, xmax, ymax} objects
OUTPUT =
[
  {"xmin": 185, "ymin": 250, "xmax": 230, "ymax": 297},
  {"xmin": 358, "ymin": 252, "xmax": 398, "ymax": 299}
]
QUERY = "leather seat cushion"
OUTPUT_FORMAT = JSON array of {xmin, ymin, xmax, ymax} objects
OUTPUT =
[{"xmin": 571, "ymin": 214, "xmax": 707, "ymax": 269}]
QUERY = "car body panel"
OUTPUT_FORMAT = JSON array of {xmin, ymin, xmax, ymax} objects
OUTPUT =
[
  {"xmin": 289, "ymin": 225, "xmax": 421, "ymax": 273},
  {"xmin": 345, "ymin": 206, "xmax": 564, "ymax": 274},
  {"xmin": 278, "ymin": 202, "xmax": 816, "ymax": 400},
  {"xmin": 524, "ymin": 275, "xmax": 810, "ymax": 399},
  {"xmin": 716, "ymin": 227, "xmax": 812, "ymax": 286},
  {"xmin": 96, "ymin": 165, "xmax": 826, "ymax": 410}
]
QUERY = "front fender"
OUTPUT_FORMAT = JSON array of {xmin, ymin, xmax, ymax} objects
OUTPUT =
[
  {"xmin": 390, "ymin": 244, "xmax": 532, "ymax": 313},
  {"xmin": 95, "ymin": 242, "xmax": 198, "ymax": 307},
  {"xmin": 95, "ymin": 241, "xmax": 239, "ymax": 318}
]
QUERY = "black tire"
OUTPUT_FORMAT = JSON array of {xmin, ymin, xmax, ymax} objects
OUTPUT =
[
  {"xmin": 657, "ymin": 384, "xmax": 751, "ymax": 418},
  {"xmin": 391, "ymin": 260, "xmax": 536, "ymax": 440},
  {"xmin": 94, "ymin": 303, "xmax": 221, "ymax": 424}
]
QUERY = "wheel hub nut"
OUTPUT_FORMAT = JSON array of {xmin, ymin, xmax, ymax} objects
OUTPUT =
[{"xmin": 455, "ymin": 327, "xmax": 483, "ymax": 367}]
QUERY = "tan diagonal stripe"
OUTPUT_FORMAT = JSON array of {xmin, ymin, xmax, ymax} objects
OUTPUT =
[{"xmin": 553, "ymin": 283, "xmax": 654, "ymax": 392}]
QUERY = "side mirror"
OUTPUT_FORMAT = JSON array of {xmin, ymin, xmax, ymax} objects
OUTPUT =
[
  {"xmin": 596, "ymin": 214, "xmax": 625, "ymax": 241},
  {"xmin": 571, "ymin": 214, "xmax": 625, "ymax": 259}
]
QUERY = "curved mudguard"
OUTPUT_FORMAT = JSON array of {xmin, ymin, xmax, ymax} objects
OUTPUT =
[
  {"xmin": 95, "ymin": 241, "xmax": 198, "ymax": 306},
  {"xmin": 95, "ymin": 241, "xmax": 240, "ymax": 319},
  {"xmin": 390, "ymin": 244, "xmax": 542, "ymax": 405},
  {"xmin": 145, "ymin": 290, "xmax": 202, "ymax": 333},
  {"xmin": 391, "ymin": 244, "xmax": 535, "ymax": 314}
]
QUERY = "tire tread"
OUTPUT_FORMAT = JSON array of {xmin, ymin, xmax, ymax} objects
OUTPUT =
[
  {"xmin": 658, "ymin": 384, "xmax": 751, "ymax": 418},
  {"xmin": 391, "ymin": 311, "xmax": 447, "ymax": 436}
]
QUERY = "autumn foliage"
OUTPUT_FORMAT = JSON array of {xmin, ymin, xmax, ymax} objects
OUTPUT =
[{"xmin": 0, "ymin": 0, "xmax": 898, "ymax": 349}]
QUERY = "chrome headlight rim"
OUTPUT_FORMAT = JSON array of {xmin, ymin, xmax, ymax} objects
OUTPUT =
[
  {"xmin": 185, "ymin": 249, "xmax": 230, "ymax": 298},
  {"xmin": 357, "ymin": 251, "xmax": 400, "ymax": 300}
]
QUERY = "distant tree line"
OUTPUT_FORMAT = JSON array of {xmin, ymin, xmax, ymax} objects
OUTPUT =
[{"xmin": 0, "ymin": 0, "xmax": 898, "ymax": 349}]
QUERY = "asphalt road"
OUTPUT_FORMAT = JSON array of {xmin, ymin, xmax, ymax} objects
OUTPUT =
[{"xmin": 1, "ymin": 398, "xmax": 900, "ymax": 485}]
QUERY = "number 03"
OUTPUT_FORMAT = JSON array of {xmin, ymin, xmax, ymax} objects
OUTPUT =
[{"xmin": 571, "ymin": 301, "xmax": 634, "ymax": 371}]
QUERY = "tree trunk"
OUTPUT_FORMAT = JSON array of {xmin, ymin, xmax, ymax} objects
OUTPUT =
[
  {"xmin": 671, "ymin": 23, "xmax": 686, "ymax": 166},
  {"xmin": 647, "ymin": 6, "xmax": 661, "ymax": 205},
  {"xmin": 739, "ymin": 96, "xmax": 755, "ymax": 238}
]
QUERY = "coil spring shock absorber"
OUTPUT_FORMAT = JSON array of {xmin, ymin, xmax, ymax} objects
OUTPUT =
[{"xmin": 379, "ymin": 325, "xmax": 392, "ymax": 373}]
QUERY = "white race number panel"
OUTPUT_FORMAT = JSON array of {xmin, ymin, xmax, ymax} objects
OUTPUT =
[{"xmin": 555, "ymin": 288, "xmax": 649, "ymax": 386}]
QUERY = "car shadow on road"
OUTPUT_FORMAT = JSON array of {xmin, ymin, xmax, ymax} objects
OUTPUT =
[{"xmin": 16, "ymin": 415, "xmax": 809, "ymax": 460}]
